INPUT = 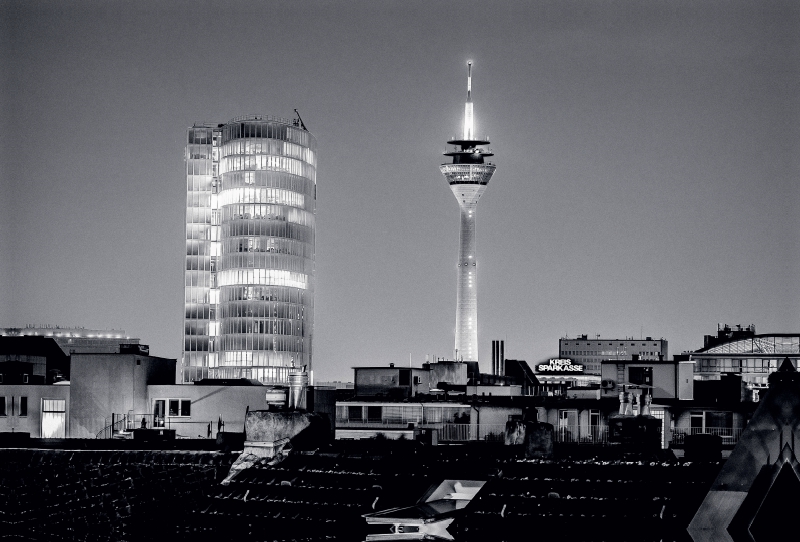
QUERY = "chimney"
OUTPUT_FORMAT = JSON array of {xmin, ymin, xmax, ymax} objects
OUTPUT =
[
  {"xmin": 618, "ymin": 389, "xmax": 633, "ymax": 416},
  {"xmin": 287, "ymin": 367, "xmax": 309, "ymax": 410}
]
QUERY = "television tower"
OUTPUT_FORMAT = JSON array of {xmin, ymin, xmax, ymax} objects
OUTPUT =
[{"xmin": 439, "ymin": 61, "xmax": 496, "ymax": 364}]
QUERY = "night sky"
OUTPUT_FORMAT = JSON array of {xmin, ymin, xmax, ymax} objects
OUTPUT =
[{"xmin": 2, "ymin": 0, "xmax": 798, "ymax": 382}]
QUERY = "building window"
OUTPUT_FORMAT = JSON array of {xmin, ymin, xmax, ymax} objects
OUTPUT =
[
  {"xmin": 42, "ymin": 399, "xmax": 66, "ymax": 438},
  {"xmin": 20, "ymin": 397, "xmax": 27, "ymax": 417},
  {"xmin": 347, "ymin": 405, "xmax": 363, "ymax": 422},
  {"xmin": 0, "ymin": 397, "xmax": 5, "ymax": 416},
  {"xmin": 155, "ymin": 399, "xmax": 192, "ymax": 419},
  {"xmin": 367, "ymin": 405, "xmax": 381, "ymax": 422},
  {"xmin": 629, "ymin": 367, "xmax": 653, "ymax": 387},
  {"xmin": 399, "ymin": 370, "xmax": 410, "ymax": 386}
]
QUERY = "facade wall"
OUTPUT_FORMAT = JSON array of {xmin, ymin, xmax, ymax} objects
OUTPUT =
[
  {"xmin": 600, "ymin": 361, "xmax": 686, "ymax": 400},
  {"xmin": 69, "ymin": 354, "xmax": 175, "ymax": 438},
  {"xmin": 0, "ymin": 384, "xmax": 70, "ymax": 437},
  {"xmin": 146, "ymin": 384, "xmax": 270, "ymax": 438}
]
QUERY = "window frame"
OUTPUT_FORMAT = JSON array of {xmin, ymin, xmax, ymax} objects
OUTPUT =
[{"xmin": 154, "ymin": 398, "xmax": 192, "ymax": 418}]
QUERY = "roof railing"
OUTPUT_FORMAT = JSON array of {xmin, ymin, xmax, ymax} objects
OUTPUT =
[{"xmin": 228, "ymin": 114, "xmax": 294, "ymax": 125}]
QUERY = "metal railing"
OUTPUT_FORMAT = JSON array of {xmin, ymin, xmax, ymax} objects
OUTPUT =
[
  {"xmin": 438, "ymin": 424, "xmax": 507, "ymax": 443},
  {"xmin": 96, "ymin": 414, "xmax": 217, "ymax": 439},
  {"xmin": 671, "ymin": 427, "xmax": 743, "ymax": 445},
  {"xmin": 555, "ymin": 425, "xmax": 609, "ymax": 444}
]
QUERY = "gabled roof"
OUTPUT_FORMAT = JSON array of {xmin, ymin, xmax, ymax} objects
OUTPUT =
[{"xmin": 688, "ymin": 357, "xmax": 800, "ymax": 540}]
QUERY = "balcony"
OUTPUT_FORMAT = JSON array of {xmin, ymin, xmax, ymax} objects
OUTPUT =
[{"xmin": 671, "ymin": 427, "xmax": 743, "ymax": 446}]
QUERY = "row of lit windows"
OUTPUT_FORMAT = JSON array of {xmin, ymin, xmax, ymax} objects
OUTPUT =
[
  {"xmin": 220, "ymin": 254, "xmax": 311, "ymax": 275},
  {"xmin": 188, "ymin": 128, "xmax": 215, "ymax": 145},
  {"xmin": 218, "ymin": 186, "xmax": 306, "ymax": 208},
  {"xmin": 220, "ymin": 319, "xmax": 305, "ymax": 337},
  {"xmin": 186, "ymin": 207, "xmax": 213, "ymax": 225},
  {"xmin": 221, "ymin": 121, "xmax": 314, "ymax": 149},
  {"xmin": 220, "ymin": 285, "xmax": 308, "ymax": 304},
  {"xmin": 185, "ymin": 255, "xmax": 218, "ymax": 272},
  {"xmin": 562, "ymin": 341, "xmax": 663, "ymax": 347},
  {"xmin": 185, "ymin": 287, "xmax": 213, "ymax": 304},
  {"xmin": 185, "ymin": 303, "xmax": 216, "ymax": 320},
  {"xmin": 221, "ymin": 140, "xmax": 315, "ymax": 166},
  {"xmin": 184, "ymin": 320, "xmax": 218, "ymax": 336},
  {"xmin": 186, "ymin": 192, "xmax": 213, "ymax": 209},
  {"xmin": 563, "ymin": 350, "xmax": 662, "ymax": 357},
  {"xmin": 220, "ymin": 308, "xmax": 310, "ymax": 326},
  {"xmin": 182, "ymin": 355, "xmax": 309, "ymax": 382},
  {"xmin": 337, "ymin": 404, "xmax": 469, "ymax": 424},
  {"xmin": 186, "ymin": 143, "xmax": 212, "ymax": 159},
  {"xmin": 219, "ymin": 155, "xmax": 313, "ymax": 179},
  {"xmin": 441, "ymin": 164, "xmax": 495, "ymax": 184},
  {"xmin": 695, "ymin": 358, "xmax": 782, "ymax": 372},
  {"xmin": 222, "ymin": 171, "xmax": 314, "ymax": 195},
  {"xmin": 210, "ymin": 366, "xmax": 295, "ymax": 385},
  {"xmin": 221, "ymin": 348, "xmax": 309, "ymax": 365},
  {"xmin": 222, "ymin": 204, "xmax": 314, "ymax": 227},
  {"xmin": 221, "ymin": 238, "xmax": 312, "ymax": 258},
  {"xmin": 185, "ymin": 240, "xmax": 221, "ymax": 257},
  {"xmin": 219, "ymin": 301, "xmax": 306, "ymax": 319},
  {"xmin": 185, "ymin": 271, "xmax": 214, "ymax": 288},
  {"xmin": 217, "ymin": 269, "xmax": 308, "ymax": 289},
  {"xmin": 222, "ymin": 222, "xmax": 313, "ymax": 243},
  {"xmin": 185, "ymin": 223, "xmax": 220, "ymax": 241},
  {"xmin": 184, "ymin": 337, "xmax": 213, "ymax": 352},
  {"xmin": 187, "ymin": 159, "xmax": 215, "ymax": 176},
  {"xmin": 186, "ymin": 174, "xmax": 215, "ymax": 192}
]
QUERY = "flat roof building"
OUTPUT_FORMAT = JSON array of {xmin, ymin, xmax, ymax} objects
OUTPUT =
[
  {"xmin": 689, "ymin": 324, "xmax": 800, "ymax": 388},
  {"xmin": 1, "ymin": 325, "xmax": 139, "ymax": 355}
]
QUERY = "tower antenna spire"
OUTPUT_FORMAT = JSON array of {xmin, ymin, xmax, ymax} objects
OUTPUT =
[{"xmin": 464, "ymin": 61, "xmax": 474, "ymax": 140}]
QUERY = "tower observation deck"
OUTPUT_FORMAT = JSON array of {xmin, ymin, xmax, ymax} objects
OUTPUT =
[{"xmin": 439, "ymin": 62, "xmax": 496, "ymax": 364}]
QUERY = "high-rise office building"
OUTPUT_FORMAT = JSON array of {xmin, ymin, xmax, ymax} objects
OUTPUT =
[
  {"xmin": 559, "ymin": 335, "xmax": 668, "ymax": 375},
  {"xmin": 183, "ymin": 115, "xmax": 317, "ymax": 384},
  {"xmin": 439, "ymin": 62, "xmax": 496, "ymax": 365}
]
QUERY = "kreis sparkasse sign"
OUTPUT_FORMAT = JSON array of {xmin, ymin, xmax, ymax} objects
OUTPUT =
[{"xmin": 537, "ymin": 358, "xmax": 584, "ymax": 373}]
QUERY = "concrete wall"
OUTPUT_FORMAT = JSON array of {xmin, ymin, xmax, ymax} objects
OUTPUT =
[
  {"xmin": 69, "ymin": 353, "xmax": 175, "ymax": 438},
  {"xmin": 677, "ymin": 362, "xmax": 694, "ymax": 400},
  {"xmin": 146, "ymin": 384, "xmax": 269, "ymax": 438},
  {"xmin": 466, "ymin": 385, "xmax": 522, "ymax": 396},
  {"xmin": 0, "ymin": 384, "xmax": 70, "ymax": 437},
  {"xmin": 470, "ymin": 404, "xmax": 522, "ymax": 440},
  {"xmin": 600, "ymin": 361, "xmax": 687, "ymax": 400}
]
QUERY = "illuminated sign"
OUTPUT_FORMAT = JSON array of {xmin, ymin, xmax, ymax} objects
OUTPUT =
[{"xmin": 537, "ymin": 358, "xmax": 584, "ymax": 373}]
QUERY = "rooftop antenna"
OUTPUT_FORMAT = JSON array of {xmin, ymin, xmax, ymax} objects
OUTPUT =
[
  {"xmin": 464, "ymin": 61, "xmax": 473, "ymax": 140},
  {"xmin": 293, "ymin": 109, "xmax": 307, "ymax": 130}
]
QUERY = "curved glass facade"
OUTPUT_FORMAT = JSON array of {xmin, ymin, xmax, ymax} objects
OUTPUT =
[{"xmin": 183, "ymin": 116, "xmax": 316, "ymax": 384}]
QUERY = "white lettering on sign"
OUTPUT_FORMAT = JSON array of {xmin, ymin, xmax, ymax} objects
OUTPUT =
[{"xmin": 537, "ymin": 358, "xmax": 584, "ymax": 373}]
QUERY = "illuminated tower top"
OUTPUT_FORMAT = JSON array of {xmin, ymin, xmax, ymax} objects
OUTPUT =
[{"xmin": 445, "ymin": 61, "xmax": 494, "ymax": 167}]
